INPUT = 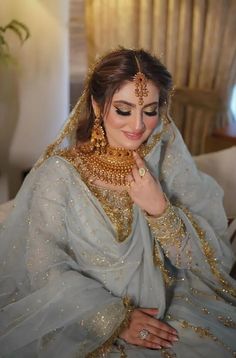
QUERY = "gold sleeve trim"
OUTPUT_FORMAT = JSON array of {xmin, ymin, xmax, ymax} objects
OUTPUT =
[
  {"xmin": 145, "ymin": 197, "xmax": 186, "ymax": 248},
  {"xmin": 86, "ymin": 297, "xmax": 134, "ymax": 358},
  {"xmin": 181, "ymin": 206, "xmax": 236, "ymax": 298}
]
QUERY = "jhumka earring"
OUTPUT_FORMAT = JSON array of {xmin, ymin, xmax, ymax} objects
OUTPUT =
[
  {"xmin": 133, "ymin": 55, "xmax": 149, "ymax": 105},
  {"xmin": 90, "ymin": 111, "xmax": 107, "ymax": 153}
]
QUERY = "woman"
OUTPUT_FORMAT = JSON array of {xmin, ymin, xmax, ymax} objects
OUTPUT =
[{"xmin": 0, "ymin": 48, "xmax": 235, "ymax": 358}]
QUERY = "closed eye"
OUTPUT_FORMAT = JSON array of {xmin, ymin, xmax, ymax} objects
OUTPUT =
[
  {"xmin": 144, "ymin": 110, "xmax": 158, "ymax": 116},
  {"xmin": 115, "ymin": 108, "xmax": 131, "ymax": 116}
]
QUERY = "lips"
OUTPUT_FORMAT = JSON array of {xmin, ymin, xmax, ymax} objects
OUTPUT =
[{"xmin": 123, "ymin": 131, "xmax": 144, "ymax": 140}]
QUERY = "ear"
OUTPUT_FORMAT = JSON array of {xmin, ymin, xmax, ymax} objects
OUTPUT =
[{"xmin": 91, "ymin": 96, "xmax": 100, "ymax": 118}]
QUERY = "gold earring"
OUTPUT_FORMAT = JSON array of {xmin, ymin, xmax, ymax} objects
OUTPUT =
[{"xmin": 90, "ymin": 112, "xmax": 107, "ymax": 153}]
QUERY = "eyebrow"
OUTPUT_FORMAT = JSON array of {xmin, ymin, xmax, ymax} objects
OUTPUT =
[{"xmin": 113, "ymin": 100, "xmax": 158, "ymax": 109}]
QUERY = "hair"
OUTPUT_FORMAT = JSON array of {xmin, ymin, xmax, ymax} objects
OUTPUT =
[{"xmin": 76, "ymin": 47, "xmax": 173, "ymax": 142}]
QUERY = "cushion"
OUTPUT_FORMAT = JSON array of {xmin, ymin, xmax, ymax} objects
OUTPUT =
[{"xmin": 195, "ymin": 147, "xmax": 236, "ymax": 218}]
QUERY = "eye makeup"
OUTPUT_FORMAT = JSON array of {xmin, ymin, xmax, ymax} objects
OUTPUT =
[
  {"xmin": 114, "ymin": 104, "xmax": 158, "ymax": 117},
  {"xmin": 115, "ymin": 107, "xmax": 131, "ymax": 116}
]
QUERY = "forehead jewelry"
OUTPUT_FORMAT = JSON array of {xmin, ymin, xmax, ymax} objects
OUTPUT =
[{"xmin": 133, "ymin": 55, "xmax": 149, "ymax": 105}]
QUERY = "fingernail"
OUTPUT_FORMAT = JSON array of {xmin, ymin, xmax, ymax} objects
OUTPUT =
[
  {"xmin": 172, "ymin": 336, "xmax": 179, "ymax": 342},
  {"xmin": 165, "ymin": 343, "xmax": 172, "ymax": 348}
]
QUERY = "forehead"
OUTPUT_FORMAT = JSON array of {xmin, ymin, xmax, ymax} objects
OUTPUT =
[{"xmin": 112, "ymin": 80, "xmax": 160, "ymax": 104}]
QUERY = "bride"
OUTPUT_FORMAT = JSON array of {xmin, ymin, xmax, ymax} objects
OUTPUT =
[{"xmin": 0, "ymin": 48, "xmax": 235, "ymax": 357}]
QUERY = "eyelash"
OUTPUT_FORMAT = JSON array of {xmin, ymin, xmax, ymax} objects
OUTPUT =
[
  {"xmin": 115, "ymin": 108, "xmax": 158, "ymax": 117},
  {"xmin": 115, "ymin": 108, "xmax": 130, "ymax": 116}
]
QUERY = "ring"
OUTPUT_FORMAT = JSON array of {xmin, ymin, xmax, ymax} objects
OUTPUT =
[
  {"xmin": 138, "ymin": 167, "xmax": 148, "ymax": 177},
  {"xmin": 138, "ymin": 328, "xmax": 149, "ymax": 340}
]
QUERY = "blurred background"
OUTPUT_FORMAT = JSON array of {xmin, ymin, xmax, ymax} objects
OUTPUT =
[{"xmin": 0, "ymin": 0, "xmax": 236, "ymax": 206}]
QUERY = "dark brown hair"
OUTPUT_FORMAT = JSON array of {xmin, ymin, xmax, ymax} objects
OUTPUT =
[{"xmin": 76, "ymin": 48, "xmax": 173, "ymax": 142}]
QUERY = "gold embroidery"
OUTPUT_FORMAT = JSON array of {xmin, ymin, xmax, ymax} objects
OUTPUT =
[
  {"xmin": 56, "ymin": 149, "xmax": 133, "ymax": 242},
  {"xmin": 181, "ymin": 206, "xmax": 236, "ymax": 298},
  {"xmin": 81, "ymin": 302, "xmax": 126, "ymax": 338},
  {"xmin": 189, "ymin": 287, "xmax": 222, "ymax": 301},
  {"xmin": 56, "ymin": 126, "xmax": 165, "ymax": 242},
  {"xmin": 160, "ymin": 349, "xmax": 177, "ymax": 358},
  {"xmin": 86, "ymin": 297, "xmax": 134, "ymax": 358},
  {"xmin": 146, "ymin": 198, "xmax": 186, "ymax": 248},
  {"xmin": 217, "ymin": 315, "xmax": 236, "ymax": 328},
  {"xmin": 166, "ymin": 314, "xmax": 235, "ymax": 356},
  {"xmin": 174, "ymin": 294, "xmax": 236, "ymax": 328},
  {"xmin": 147, "ymin": 196, "xmax": 186, "ymax": 285},
  {"xmin": 153, "ymin": 239, "xmax": 173, "ymax": 287},
  {"xmin": 88, "ymin": 185, "xmax": 133, "ymax": 242}
]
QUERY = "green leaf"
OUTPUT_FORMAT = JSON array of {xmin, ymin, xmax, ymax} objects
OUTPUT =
[
  {"xmin": 0, "ymin": 19, "xmax": 30, "ymax": 65},
  {"xmin": 11, "ymin": 20, "xmax": 30, "ymax": 41}
]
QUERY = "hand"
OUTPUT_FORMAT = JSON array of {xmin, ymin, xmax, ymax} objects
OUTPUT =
[
  {"xmin": 119, "ymin": 308, "xmax": 179, "ymax": 349},
  {"xmin": 127, "ymin": 152, "xmax": 167, "ymax": 216}
]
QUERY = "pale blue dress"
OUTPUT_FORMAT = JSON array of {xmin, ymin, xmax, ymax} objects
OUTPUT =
[{"xmin": 0, "ymin": 122, "xmax": 235, "ymax": 357}]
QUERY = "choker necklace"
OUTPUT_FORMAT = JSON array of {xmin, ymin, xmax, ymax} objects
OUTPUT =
[{"xmin": 75, "ymin": 131, "xmax": 163, "ymax": 187}]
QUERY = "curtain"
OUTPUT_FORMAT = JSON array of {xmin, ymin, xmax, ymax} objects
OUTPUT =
[{"xmin": 85, "ymin": 0, "xmax": 236, "ymax": 154}]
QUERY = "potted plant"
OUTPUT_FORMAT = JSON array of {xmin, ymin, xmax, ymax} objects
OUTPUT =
[
  {"xmin": 0, "ymin": 20, "xmax": 29, "ymax": 202},
  {"xmin": 0, "ymin": 19, "xmax": 30, "ymax": 64}
]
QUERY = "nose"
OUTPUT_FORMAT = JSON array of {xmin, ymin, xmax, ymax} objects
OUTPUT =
[{"xmin": 131, "ymin": 112, "xmax": 145, "ymax": 132}]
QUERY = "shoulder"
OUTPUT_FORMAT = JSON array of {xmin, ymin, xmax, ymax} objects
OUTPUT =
[
  {"xmin": 22, "ymin": 154, "xmax": 81, "ymax": 202},
  {"xmin": 33, "ymin": 154, "xmax": 78, "ymax": 182}
]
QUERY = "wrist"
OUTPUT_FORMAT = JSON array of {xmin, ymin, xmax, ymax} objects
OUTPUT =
[{"xmin": 146, "ymin": 193, "xmax": 168, "ymax": 217}]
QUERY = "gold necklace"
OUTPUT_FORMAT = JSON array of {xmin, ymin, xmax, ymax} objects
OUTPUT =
[{"xmin": 75, "ymin": 131, "xmax": 163, "ymax": 186}]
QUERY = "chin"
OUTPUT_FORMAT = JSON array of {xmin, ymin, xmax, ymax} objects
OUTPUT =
[{"xmin": 121, "ymin": 141, "xmax": 143, "ymax": 151}]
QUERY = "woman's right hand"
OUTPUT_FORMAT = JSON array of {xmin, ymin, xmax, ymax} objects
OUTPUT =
[{"xmin": 119, "ymin": 308, "xmax": 179, "ymax": 350}]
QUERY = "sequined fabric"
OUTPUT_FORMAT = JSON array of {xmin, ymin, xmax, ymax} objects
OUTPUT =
[{"xmin": 0, "ymin": 121, "xmax": 235, "ymax": 357}]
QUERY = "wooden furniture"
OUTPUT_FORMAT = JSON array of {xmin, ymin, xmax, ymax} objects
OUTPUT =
[{"xmin": 204, "ymin": 121, "xmax": 236, "ymax": 153}]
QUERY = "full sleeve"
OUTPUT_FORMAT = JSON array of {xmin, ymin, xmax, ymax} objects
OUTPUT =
[
  {"xmin": 0, "ymin": 158, "xmax": 132, "ymax": 358},
  {"xmin": 146, "ymin": 121, "xmax": 236, "ymax": 298}
]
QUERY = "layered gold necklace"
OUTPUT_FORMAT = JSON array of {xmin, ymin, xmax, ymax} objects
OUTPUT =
[
  {"xmin": 57, "ymin": 130, "xmax": 163, "ymax": 242},
  {"xmin": 75, "ymin": 131, "xmax": 163, "ymax": 186}
]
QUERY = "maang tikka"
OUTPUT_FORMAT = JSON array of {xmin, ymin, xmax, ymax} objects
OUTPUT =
[
  {"xmin": 90, "ymin": 110, "xmax": 107, "ymax": 153},
  {"xmin": 133, "ymin": 55, "xmax": 149, "ymax": 105}
]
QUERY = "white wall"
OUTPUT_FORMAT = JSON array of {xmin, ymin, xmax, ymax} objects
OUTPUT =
[{"xmin": 0, "ymin": 0, "xmax": 69, "ymax": 202}]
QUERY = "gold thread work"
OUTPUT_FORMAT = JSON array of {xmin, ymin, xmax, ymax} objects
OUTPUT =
[
  {"xmin": 180, "ymin": 206, "xmax": 236, "ymax": 298},
  {"xmin": 86, "ymin": 297, "xmax": 134, "ymax": 358},
  {"xmin": 166, "ymin": 314, "xmax": 236, "ymax": 356},
  {"xmin": 146, "ymin": 196, "xmax": 186, "ymax": 248}
]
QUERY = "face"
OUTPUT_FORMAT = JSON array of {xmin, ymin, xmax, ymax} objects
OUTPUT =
[{"xmin": 98, "ymin": 80, "xmax": 160, "ymax": 150}]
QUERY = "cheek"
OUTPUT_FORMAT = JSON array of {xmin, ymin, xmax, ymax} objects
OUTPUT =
[
  {"xmin": 145, "ymin": 117, "xmax": 159, "ymax": 130},
  {"xmin": 104, "ymin": 114, "xmax": 125, "ymax": 130}
]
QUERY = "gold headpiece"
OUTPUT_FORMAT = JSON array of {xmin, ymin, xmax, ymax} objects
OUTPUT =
[{"xmin": 133, "ymin": 55, "xmax": 148, "ymax": 105}]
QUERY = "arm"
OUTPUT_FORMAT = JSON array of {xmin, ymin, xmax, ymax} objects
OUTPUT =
[{"xmin": 127, "ymin": 125, "xmax": 235, "ymax": 299}]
